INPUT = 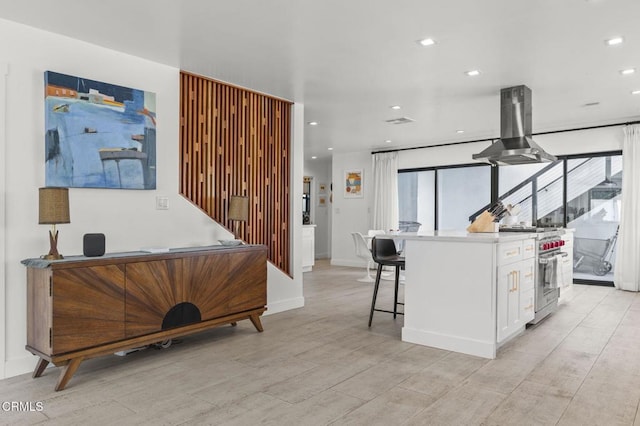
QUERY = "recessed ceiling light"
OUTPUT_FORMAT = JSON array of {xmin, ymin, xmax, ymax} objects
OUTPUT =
[
  {"xmin": 385, "ymin": 139, "xmax": 392, "ymax": 143},
  {"xmin": 620, "ymin": 68, "xmax": 636, "ymax": 75},
  {"xmin": 456, "ymin": 130, "xmax": 465, "ymax": 134},
  {"xmin": 605, "ymin": 37, "xmax": 624, "ymax": 46},
  {"xmin": 632, "ymin": 90, "xmax": 640, "ymax": 95},
  {"xmin": 308, "ymin": 121, "xmax": 318, "ymax": 126},
  {"xmin": 390, "ymin": 105, "xmax": 401, "ymax": 110},
  {"xmin": 465, "ymin": 70, "xmax": 481, "ymax": 77},
  {"xmin": 417, "ymin": 38, "xmax": 435, "ymax": 47},
  {"xmin": 311, "ymin": 156, "xmax": 317, "ymax": 159},
  {"xmin": 327, "ymin": 147, "xmax": 333, "ymax": 151}
]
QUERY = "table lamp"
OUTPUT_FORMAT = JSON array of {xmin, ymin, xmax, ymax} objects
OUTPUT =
[
  {"xmin": 39, "ymin": 187, "xmax": 70, "ymax": 260},
  {"xmin": 228, "ymin": 195, "xmax": 248, "ymax": 240}
]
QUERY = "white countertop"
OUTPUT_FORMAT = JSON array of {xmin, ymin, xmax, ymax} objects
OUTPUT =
[{"xmin": 384, "ymin": 229, "xmax": 536, "ymax": 243}]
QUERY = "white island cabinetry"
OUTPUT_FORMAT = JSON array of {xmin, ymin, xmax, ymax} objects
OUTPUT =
[
  {"xmin": 401, "ymin": 231, "xmax": 536, "ymax": 359},
  {"xmin": 496, "ymin": 240, "xmax": 535, "ymax": 343}
]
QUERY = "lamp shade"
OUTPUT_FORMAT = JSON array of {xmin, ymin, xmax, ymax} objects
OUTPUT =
[
  {"xmin": 39, "ymin": 187, "xmax": 70, "ymax": 224},
  {"xmin": 228, "ymin": 196, "xmax": 249, "ymax": 221}
]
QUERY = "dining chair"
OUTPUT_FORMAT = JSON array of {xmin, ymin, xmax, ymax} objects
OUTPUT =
[
  {"xmin": 367, "ymin": 229, "xmax": 385, "ymax": 248},
  {"xmin": 351, "ymin": 232, "xmax": 375, "ymax": 282}
]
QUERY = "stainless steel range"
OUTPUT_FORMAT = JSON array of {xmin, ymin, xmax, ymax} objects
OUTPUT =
[
  {"xmin": 501, "ymin": 227, "xmax": 566, "ymax": 323},
  {"xmin": 532, "ymin": 229, "xmax": 566, "ymax": 323}
]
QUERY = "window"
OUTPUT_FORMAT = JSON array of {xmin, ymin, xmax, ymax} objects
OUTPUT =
[
  {"xmin": 567, "ymin": 155, "xmax": 621, "ymax": 281},
  {"xmin": 498, "ymin": 161, "xmax": 564, "ymax": 227},
  {"xmin": 398, "ymin": 164, "xmax": 491, "ymax": 232},
  {"xmin": 398, "ymin": 170, "xmax": 435, "ymax": 231},
  {"xmin": 438, "ymin": 166, "xmax": 491, "ymax": 230}
]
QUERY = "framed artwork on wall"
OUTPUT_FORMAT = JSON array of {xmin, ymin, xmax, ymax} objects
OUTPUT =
[
  {"xmin": 318, "ymin": 195, "xmax": 327, "ymax": 207},
  {"xmin": 318, "ymin": 183, "xmax": 327, "ymax": 194},
  {"xmin": 344, "ymin": 169, "xmax": 363, "ymax": 198},
  {"xmin": 44, "ymin": 71, "xmax": 157, "ymax": 189}
]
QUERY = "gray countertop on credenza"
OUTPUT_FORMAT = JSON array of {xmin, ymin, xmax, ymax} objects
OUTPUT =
[{"xmin": 21, "ymin": 244, "xmax": 263, "ymax": 268}]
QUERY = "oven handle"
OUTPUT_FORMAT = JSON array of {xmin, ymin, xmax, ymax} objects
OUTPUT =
[{"xmin": 538, "ymin": 252, "xmax": 568, "ymax": 264}]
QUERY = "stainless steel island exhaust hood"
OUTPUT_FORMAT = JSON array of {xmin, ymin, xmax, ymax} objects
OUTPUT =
[{"xmin": 473, "ymin": 85, "xmax": 557, "ymax": 165}]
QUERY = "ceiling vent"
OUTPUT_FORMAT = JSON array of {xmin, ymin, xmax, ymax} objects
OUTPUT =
[{"xmin": 386, "ymin": 117, "xmax": 415, "ymax": 125}]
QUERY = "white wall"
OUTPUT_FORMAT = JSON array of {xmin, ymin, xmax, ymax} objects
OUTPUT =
[
  {"xmin": 303, "ymin": 157, "xmax": 331, "ymax": 258},
  {"xmin": 0, "ymin": 18, "xmax": 303, "ymax": 379},
  {"xmin": 329, "ymin": 126, "xmax": 626, "ymax": 267},
  {"xmin": 275, "ymin": 102, "xmax": 306, "ymax": 313},
  {"xmin": 330, "ymin": 151, "xmax": 374, "ymax": 267}
]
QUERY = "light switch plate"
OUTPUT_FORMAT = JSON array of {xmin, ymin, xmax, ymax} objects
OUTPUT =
[{"xmin": 156, "ymin": 196, "xmax": 169, "ymax": 210}]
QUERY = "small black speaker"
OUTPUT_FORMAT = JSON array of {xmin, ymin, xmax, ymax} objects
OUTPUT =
[{"xmin": 83, "ymin": 233, "xmax": 105, "ymax": 257}]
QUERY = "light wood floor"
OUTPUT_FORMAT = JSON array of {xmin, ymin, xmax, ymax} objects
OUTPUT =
[{"xmin": 3, "ymin": 260, "xmax": 640, "ymax": 425}]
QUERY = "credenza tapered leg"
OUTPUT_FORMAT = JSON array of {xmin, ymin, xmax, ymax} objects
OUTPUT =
[
  {"xmin": 32, "ymin": 358, "xmax": 49, "ymax": 378},
  {"xmin": 249, "ymin": 314, "xmax": 264, "ymax": 332},
  {"xmin": 55, "ymin": 357, "xmax": 84, "ymax": 391}
]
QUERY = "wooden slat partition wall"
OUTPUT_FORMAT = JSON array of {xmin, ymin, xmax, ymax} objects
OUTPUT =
[{"xmin": 179, "ymin": 72, "xmax": 292, "ymax": 275}]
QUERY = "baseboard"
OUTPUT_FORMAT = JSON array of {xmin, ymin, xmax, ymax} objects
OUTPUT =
[
  {"xmin": 401, "ymin": 327, "xmax": 496, "ymax": 359},
  {"xmin": 3, "ymin": 355, "xmax": 39, "ymax": 379},
  {"xmin": 265, "ymin": 296, "xmax": 304, "ymax": 315}
]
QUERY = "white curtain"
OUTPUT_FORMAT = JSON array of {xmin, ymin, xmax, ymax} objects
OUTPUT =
[
  {"xmin": 372, "ymin": 152, "xmax": 399, "ymax": 231},
  {"xmin": 614, "ymin": 124, "xmax": 640, "ymax": 291}
]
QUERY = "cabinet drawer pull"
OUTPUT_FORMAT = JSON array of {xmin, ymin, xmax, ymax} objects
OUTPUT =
[
  {"xmin": 509, "ymin": 271, "xmax": 518, "ymax": 292},
  {"xmin": 506, "ymin": 249, "xmax": 520, "ymax": 257}
]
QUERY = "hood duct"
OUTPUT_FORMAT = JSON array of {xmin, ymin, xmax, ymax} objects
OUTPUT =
[{"xmin": 473, "ymin": 85, "xmax": 557, "ymax": 165}]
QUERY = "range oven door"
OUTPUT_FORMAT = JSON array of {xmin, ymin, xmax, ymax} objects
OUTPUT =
[{"xmin": 536, "ymin": 251, "xmax": 566, "ymax": 312}]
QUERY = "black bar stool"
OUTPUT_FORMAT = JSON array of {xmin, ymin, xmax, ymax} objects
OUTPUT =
[{"xmin": 368, "ymin": 237, "xmax": 405, "ymax": 327}]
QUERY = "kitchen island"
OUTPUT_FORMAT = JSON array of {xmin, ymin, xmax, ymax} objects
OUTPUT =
[{"xmin": 396, "ymin": 230, "xmax": 537, "ymax": 359}]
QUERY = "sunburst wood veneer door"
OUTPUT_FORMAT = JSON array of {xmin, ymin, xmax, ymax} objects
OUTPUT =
[
  {"xmin": 125, "ymin": 259, "xmax": 183, "ymax": 338},
  {"xmin": 180, "ymin": 251, "xmax": 267, "ymax": 322},
  {"xmin": 182, "ymin": 254, "xmax": 229, "ymax": 321},
  {"xmin": 53, "ymin": 265, "xmax": 125, "ymax": 354},
  {"xmin": 227, "ymin": 250, "xmax": 267, "ymax": 313}
]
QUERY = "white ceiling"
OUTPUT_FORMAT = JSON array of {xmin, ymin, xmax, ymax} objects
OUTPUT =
[{"xmin": 1, "ymin": 0, "xmax": 639, "ymax": 160}]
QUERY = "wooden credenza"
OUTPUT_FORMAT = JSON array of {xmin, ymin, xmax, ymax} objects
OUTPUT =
[{"xmin": 23, "ymin": 245, "xmax": 267, "ymax": 391}]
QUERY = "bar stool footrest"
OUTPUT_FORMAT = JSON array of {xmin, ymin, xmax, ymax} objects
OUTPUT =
[{"xmin": 373, "ymin": 309, "xmax": 405, "ymax": 315}]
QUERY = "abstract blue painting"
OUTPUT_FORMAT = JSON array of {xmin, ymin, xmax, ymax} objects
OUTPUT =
[{"xmin": 45, "ymin": 71, "xmax": 157, "ymax": 189}]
